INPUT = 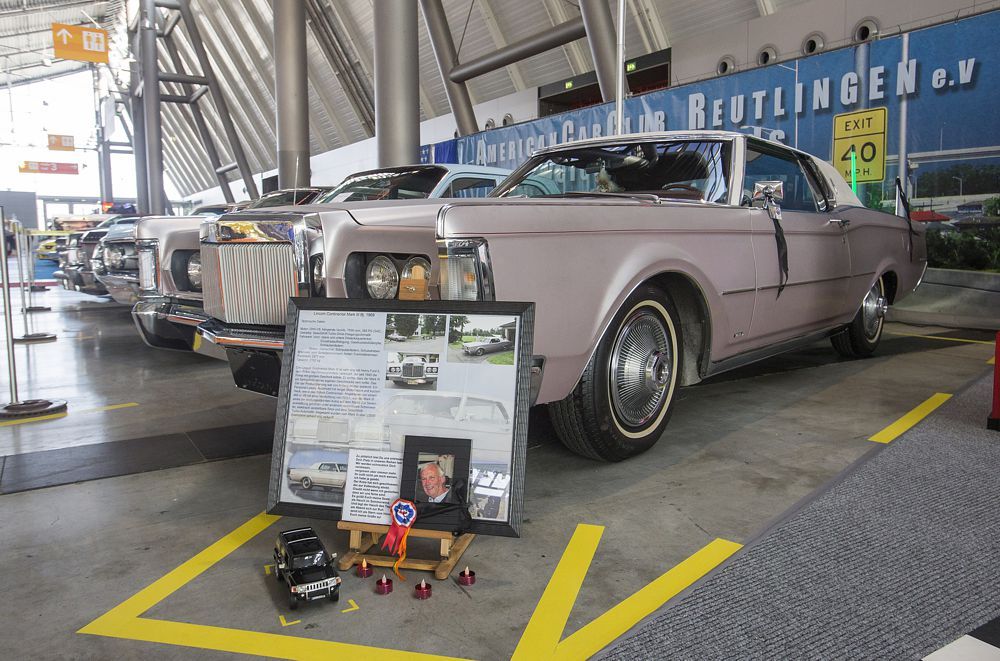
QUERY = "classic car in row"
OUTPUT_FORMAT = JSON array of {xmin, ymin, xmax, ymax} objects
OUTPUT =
[
  {"xmin": 462, "ymin": 335, "xmax": 513, "ymax": 356},
  {"xmin": 129, "ymin": 164, "xmax": 510, "ymax": 381},
  {"xmin": 56, "ymin": 216, "xmax": 138, "ymax": 296},
  {"xmin": 167, "ymin": 131, "xmax": 924, "ymax": 461}
]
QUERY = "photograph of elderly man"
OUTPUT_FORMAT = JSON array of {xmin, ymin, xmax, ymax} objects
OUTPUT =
[{"xmin": 417, "ymin": 461, "xmax": 458, "ymax": 504}]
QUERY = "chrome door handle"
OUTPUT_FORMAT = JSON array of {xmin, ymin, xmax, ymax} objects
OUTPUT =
[{"xmin": 828, "ymin": 218, "xmax": 850, "ymax": 228}]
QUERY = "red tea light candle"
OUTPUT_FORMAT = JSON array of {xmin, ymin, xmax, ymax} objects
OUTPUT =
[
  {"xmin": 357, "ymin": 558, "xmax": 373, "ymax": 578},
  {"xmin": 376, "ymin": 574, "xmax": 393, "ymax": 595},
  {"xmin": 458, "ymin": 566, "xmax": 476, "ymax": 586},
  {"xmin": 414, "ymin": 579, "xmax": 432, "ymax": 599}
]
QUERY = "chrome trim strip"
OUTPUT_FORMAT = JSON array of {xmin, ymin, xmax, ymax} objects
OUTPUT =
[
  {"xmin": 756, "ymin": 274, "xmax": 851, "ymax": 292},
  {"xmin": 197, "ymin": 325, "xmax": 286, "ymax": 350},
  {"xmin": 721, "ymin": 286, "xmax": 755, "ymax": 295}
]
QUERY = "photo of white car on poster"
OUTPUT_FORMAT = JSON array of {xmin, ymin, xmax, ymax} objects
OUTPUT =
[
  {"xmin": 282, "ymin": 449, "xmax": 350, "ymax": 506},
  {"xmin": 383, "ymin": 313, "xmax": 447, "ymax": 353},
  {"xmin": 386, "ymin": 352, "xmax": 440, "ymax": 389}
]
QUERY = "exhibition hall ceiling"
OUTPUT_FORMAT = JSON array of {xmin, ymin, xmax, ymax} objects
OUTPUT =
[{"xmin": 0, "ymin": 0, "xmax": 808, "ymax": 196}]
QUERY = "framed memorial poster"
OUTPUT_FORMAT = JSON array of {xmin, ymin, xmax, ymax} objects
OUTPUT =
[{"xmin": 267, "ymin": 298, "xmax": 534, "ymax": 538}]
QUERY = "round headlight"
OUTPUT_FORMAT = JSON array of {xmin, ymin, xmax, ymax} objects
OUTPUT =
[
  {"xmin": 186, "ymin": 252, "xmax": 202, "ymax": 291},
  {"xmin": 103, "ymin": 246, "xmax": 124, "ymax": 270},
  {"xmin": 312, "ymin": 255, "xmax": 325, "ymax": 296},
  {"xmin": 400, "ymin": 256, "xmax": 431, "ymax": 300},
  {"xmin": 366, "ymin": 255, "xmax": 399, "ymax": 299}
]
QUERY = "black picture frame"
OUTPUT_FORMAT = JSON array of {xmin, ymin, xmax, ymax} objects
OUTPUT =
[
  {"xmin": 267, "ymin": 298, "xmax": 534, "ymax": 538},
  {"xmin": 399, "ymin": 436, "xmax": 472, "ymax": 532}
]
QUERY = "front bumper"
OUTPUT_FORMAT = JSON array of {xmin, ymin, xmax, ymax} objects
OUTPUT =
[
  {"xmin": 132, "ymin": 298, "xmax": 226, "ymax": 359},
  {"xmin": 62, "ymin": 266, "xmax": 108, "ymax": 296},
  {"xmin": 96, "ymin": 272, "xmax": 141, "ymax": 305}
]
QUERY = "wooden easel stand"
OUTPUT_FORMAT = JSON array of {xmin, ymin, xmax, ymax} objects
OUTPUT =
[{"xmin": 337, "ymin": 521, "xmax": 475, "ymax": 581}]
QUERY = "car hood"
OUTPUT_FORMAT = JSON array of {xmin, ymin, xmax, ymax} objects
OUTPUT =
[{"xmin": 103, "ymin": 222, "xmax": 138, "ymax": 242}]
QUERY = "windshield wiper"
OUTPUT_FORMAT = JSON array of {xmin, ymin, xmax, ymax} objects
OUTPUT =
[{"xmin": 550, "ymin": 191, "xmax": 663, "ymax": 204}]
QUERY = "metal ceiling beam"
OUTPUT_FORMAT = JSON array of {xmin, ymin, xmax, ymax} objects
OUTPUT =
[
  {"xmin": 631, "ymin": 0, "xmax": 669, "ymax": 49},
  {"xmin": 541, "ymin": 0, "xmax": 589, "ymax": 75},
  {"xmin": 163, "ymin": 30, "xmax": 235, "ymax": 201},
  {"xmin": 756, "ymin": 0, "xmax": 776, "ymax": 17},
  {"xmin": 306, "ymin": 0, "xmax": 374, "ymax": 136},
  {"xmin": 449, "ymin": 17, "xmax": 586, "ymax": 83},
  {"xmin": 195, "ymin": 0, "xmax": 275, "ymax": 167},
  {"xmin": 476, "ymin": 0, "xmax": 526, "ymax": 91},
  {"xmin": 175, "ymin": 0, "xmax": 259, "ymax": 198},
  {"xmin": 419, "ymin": 0, "xmax": 477, "ymax": 136}
]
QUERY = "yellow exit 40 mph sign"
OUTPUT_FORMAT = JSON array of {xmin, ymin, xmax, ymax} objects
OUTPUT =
[
  {"xmin": 833, "ymin": 107, "xmax": 887, "ymax": 185},
  {"xmin": 51, "ymin": 23, "xmax": 109, "ymax": 64}
]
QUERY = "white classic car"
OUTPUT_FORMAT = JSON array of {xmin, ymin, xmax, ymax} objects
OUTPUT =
[
  {"xmin": 287, "ymin": 461, "xmax": 348, "ymax": 490},
  {"xmin": 386, "ymin": 354, "xmax": 440, "ymax": 386}
]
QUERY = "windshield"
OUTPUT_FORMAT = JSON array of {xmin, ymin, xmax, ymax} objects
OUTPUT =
[
  {"xmin": 291, "ymin": 552, "xmax": 327, "ymax": 570},
  {"xmin": 247, "ymin": 190, "xmax": 321, "ymax": 209},
  {"xmin": 316, "ymin": 167, "xmax": 445, "ymax": 202},
  {"xmin": 493, "ymin": 140, "xmax": 731, "ymax": 203}
]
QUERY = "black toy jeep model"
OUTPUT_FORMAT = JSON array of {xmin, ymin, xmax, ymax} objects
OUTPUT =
[{"xmin": 273, "ymin": 527, "xmax": 342, "ymax": 610}]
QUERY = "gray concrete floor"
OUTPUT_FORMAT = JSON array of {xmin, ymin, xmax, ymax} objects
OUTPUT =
[{"xmin": 0, "ymin": 283, "xmax": 995, "ymax": 659}]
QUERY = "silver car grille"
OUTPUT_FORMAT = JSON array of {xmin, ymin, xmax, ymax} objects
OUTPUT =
[
  {"xmin": 402, "ymin": 364, "xmax": 423, "ymax": 378},
  {"xmin": 202, "ymin": 243, "xmax": 298, "ymax": 325}
]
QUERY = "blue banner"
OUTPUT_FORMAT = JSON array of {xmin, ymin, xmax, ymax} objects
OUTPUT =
[{"xmin": 444, "ymin": 10, "xmax": 999, "ymax": 182}]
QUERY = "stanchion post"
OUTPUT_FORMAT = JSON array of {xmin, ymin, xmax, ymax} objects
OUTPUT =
[
  {"xmin": 989, "ymin": 331, "xmax": 1000, "ymax": 432},
  {"xmin": 0, "ymin": 209, "xmax": 66, "ymax": 418},
  {"xmin": 10, "ymin": 221, "xmax": 56, "ymax": 344},
  {"xmin": 23, "ymin": 226, "xmax": 50, "ymax": 311}
]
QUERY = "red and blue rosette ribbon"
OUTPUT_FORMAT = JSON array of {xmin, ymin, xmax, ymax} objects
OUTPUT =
[{"xmin": 381, "ymin": 498, "xmax": 417, "ymax": 580}]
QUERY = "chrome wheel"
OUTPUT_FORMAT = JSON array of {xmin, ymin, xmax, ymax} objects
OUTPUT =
[
  {"xmin": 861, "ymin": 280, "xmax": 887, "ymax": 341},
  {"xmin": 609, "ymin": 309, "xmax": 673, "ymax": 428}
]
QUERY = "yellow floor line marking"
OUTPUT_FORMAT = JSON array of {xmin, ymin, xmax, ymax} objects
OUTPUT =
[
  {"xmin": 278, "ymin": 615, "xmax": 300, "ymax": 627},
  {"xmin": 512, "ymin": 525, "xmax": 741, "ymax": 660},
  {"xmin": 0, "ymin": 412, "xmax": 67, "ymax": 427},
  {"xmin": 77, "ymin": 403, "xmax": 140, "ymax": 414},
  {"xmin": 989, "ymin": 356, "xmax": 996, "ymax": 365},
  {"xmin": 78, "ymin": 512, "xmax": 468, "ymax": 660},
  {"xmin": 340, "ymin": 599, "xmax": 360, "ymax": 613},
  {"xmin": 512, "ymin": 524, "xmax": 604, "ymax": 659},
  {"xmin": 888, "ymin": 331, "xmax": 994, "ymax": 345},
  {"xmin": 553, "ymin": 539, "xmax": 742, "ymax": 659},
  {"xmin": 0, "ymin": 402, "xmax": 138, "ymax": 427},
  {"xmin": 264, "ymin": 564, "xmax": 273, "ymax": 576},
  {"xmin": 869, "ymin": 393, "xmax": 952, "ymax": 444}
]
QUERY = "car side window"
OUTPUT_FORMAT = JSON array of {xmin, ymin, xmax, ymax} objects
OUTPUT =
[
  {"xmin": 507, "ymin": 182, "xmax": 547, "ymax": 197},
  {"xmin": 743, "ymin": 147, "xmax": 822, "ymax": 212},
  {"xmin": 445, "ymin": 177, "xmax": 497, "ymax": 198}
]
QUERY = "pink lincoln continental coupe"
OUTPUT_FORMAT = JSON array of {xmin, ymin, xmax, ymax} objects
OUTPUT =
[{"xmin": 437, "ymin": 131, "xmax": 926, "ymax": 460}]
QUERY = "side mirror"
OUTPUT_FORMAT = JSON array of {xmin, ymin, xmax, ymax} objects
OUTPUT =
[
  {"xmin": 752, "ymin": 180, "xmax": 785, "ymax": 205},
  {"xmin": 752, "ymin": 181, "xmax": 784, "ymax": 222}
]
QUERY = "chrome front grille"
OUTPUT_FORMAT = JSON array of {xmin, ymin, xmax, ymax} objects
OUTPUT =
[
  {"xmin": 202, "ymin": 242, "xmax": 298, "ymax": 325},
  {"xmin": 402, "ymin": 364, "xmax": 423, "ymax": 378}
]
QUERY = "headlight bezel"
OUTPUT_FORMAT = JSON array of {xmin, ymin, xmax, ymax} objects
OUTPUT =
[
  {"xmin": 185, "ymin": 252, "xmax": 202, "ymax": 291},
  {"xmin": 365, "ymin": 254, "xmax": 399, "ymax": 300},
  {"xmin": 137, "ymin": 239, "xmax": 159, "ymax": 292}
]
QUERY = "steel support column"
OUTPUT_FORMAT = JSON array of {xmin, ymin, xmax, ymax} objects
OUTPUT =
[
  {"xmin": 580, "ymin": 0, "xmax": 628, "ymax": 102},
  {"xmin": 130, "ymin": 30, "xmax": 149, "ymax": 213},
  {"xmin": 420, "ymin": 0, "xmax": 477, "ymax": 136},
  {"xmin": 374, "ymin": 0, "xmax": 419, "ymax": 166},
  {"xmin": 176, "ymin": 0, "xmax": 259, "ymax": 199},
  {"xmin": 141, "ymin": 0, "xmax": 165, "ymax": 214},
  {"xmin": 274, "ymin": 0, "xmax": 310, "ymax": 188}
]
